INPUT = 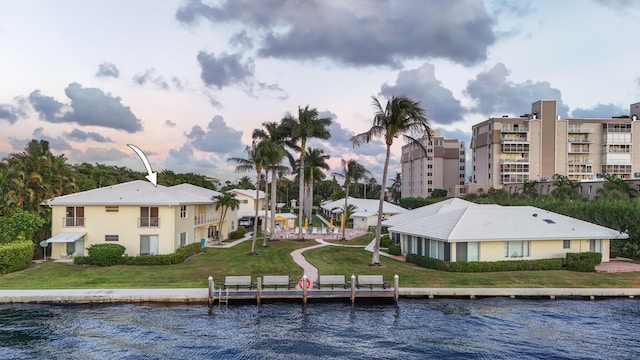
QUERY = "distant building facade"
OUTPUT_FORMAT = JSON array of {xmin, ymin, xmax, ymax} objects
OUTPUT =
[
  {"xmin": 471, "ymin": 100, "xmax": 640, "ymax": 188},
  {"xmin": 400, "ymin": 129, "xmax": 466, "ymax": 198}
]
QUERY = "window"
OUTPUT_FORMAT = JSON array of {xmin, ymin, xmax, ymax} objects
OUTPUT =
[
  {"xmin": 140, "ymin": 235, "xmax": 159, "ymax": 255},
  {"xmin": 140, "ymin": 207, "xmax": 159, "ymax": 227},
  {"xmin": 589, "ymin": 239, "xmax": 602, "ymax": 253},
  {"xmin": 240, "ymin": 200, "xmax": 248, "ymax": 204},
  {"xmin": 105, "ymin": 235, "xmax": 119, "ymax": 242},
  {"xmin": 180, "ymin": 205, "xmax": 187, "ymax": 218},
  {"xmin": 468, "ymin": 242, "xmax": 479, "ymax": 262},
  {"xmin": 563, "ymin": 240, "xmax": 571, "ymax": 249},
  {"xmin": 105, "ymin": 206, "xmax": 119, "ymax": 212},
  {"xmin": 504, "ymin": 241, "xmax": 529, "ymax": 258},
  {"xmin": 66, "ymin": 242, "xmax": 76, "ymax": 255},
  {"xmin": 65, "ymin": 206, "xmax": 85, "ymax": 227},
  {"xmin": 180, "ymin": 232, "xmax": 187, "ymax": 246}
]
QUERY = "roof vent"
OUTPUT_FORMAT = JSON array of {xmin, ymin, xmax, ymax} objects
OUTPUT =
[
  {"xmin": 543, "ymin": 219, "xmax": 556, "ymax": 224},
  {"xmin": 532, "ymin": 213, "xmax": 538, "ymax": 217}
]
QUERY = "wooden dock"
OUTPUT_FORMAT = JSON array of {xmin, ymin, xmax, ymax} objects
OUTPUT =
[{"xmin": 208, "ymin": 275, "xmax": 399, "ymax": 306}]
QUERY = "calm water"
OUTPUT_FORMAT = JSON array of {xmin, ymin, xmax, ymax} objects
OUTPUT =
[{"xmin": 1, "ymin": 298, "xmax": 639, "ymax": 359}]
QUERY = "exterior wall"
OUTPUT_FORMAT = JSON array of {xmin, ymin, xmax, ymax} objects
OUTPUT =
[
  {"xmin": 401, "ymin": 130, "xmax": 465, "ymax": 198},
  {"xmin": 471, "ymin": 99, "xmax": 640, "ymax": 187},
  {"xmin": 49, "ymin": 203, "xmax": 232, "ymax": 260}
]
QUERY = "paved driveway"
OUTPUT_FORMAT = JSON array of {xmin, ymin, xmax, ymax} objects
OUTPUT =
[{"xmin": 596, "ymin": 260, "xmax": 640, "ymax": 273}]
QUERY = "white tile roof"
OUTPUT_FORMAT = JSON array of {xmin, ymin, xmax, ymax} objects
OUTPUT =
[
  {"xmin": 170, "ymin": 183, "xmax": 221, "ymax": 199},
  {"xmin": 388, "ymin": 202, "xmax": 628, "ymax": 242},
  {"xmin": 320, "ymin": 197, "xmax": 406, "ymax": 215},
  {"xmin": 382, "ymin": 198, "xmax": 477, "ymax": 227},
  {"xmin": 45, "ymin": 180, "xmax": 216, "ymax": 206},
  {"xmin": 228, "ymin": 188, "xmax": 266, "ymax": 199}
]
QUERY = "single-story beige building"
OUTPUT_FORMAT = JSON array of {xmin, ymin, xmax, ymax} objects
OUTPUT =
[{"xmin": 383, "ymin": 198, "xmax": 627, "ymax": 263}]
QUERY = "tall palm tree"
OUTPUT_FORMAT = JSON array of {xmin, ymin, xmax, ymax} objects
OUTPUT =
[
  {"xmin": 390, "ymin": 172, "xmax": 402, "ymax": 203},
  {"xmin": 253, "ymin": 122, "xmax": 288, "ymax": 242},
  {"xmin": 228, "ymin": 144, "xmax": 263, "ymax": 255},
  {"xmin": 280, "ymin": 106, "xmax": 332, "ymax": 240},
  {"xmin": 301, "ymin": 147, "xmax": 330, "ymax": 221},
  {"xmin": 213, "ymin": 192, "xmax": 240, "ymax": 240},
  {"xmin": 352, "ymin": 95, "xmax": 433, "ymax": 265},
  {"xmin": 333, "ymin": 159, "xmax": 371, "ymax": 240},
  {"xmin": 253, "ymin": 138, "xmax": 286, "ymax": 245}
]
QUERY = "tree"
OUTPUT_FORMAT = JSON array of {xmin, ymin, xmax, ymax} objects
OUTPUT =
[
  {"xmin": 390, "ymin": 172, "xmax": 402, "ymax": 202},
  {"xmin": 333, "ymin": 159, "xmax": 370, "ymax": 240},
  {"xmin": 551, "ymin": 174, "xmax": 580, "ymax": 201},
  {"xmin": 301, "ymin": 147, "xmax": 330, "ymax": 221},
  {"xmin": 213, "ymin": 192, "xmax": 240, "ymax": 240},
  {"xmin": 597, "ymin": 174, "xmax": 637, "ymax": 201},
  {"xmin": 228, "ymin": 144, "xmax": 262, "ymax": 255},
  {"xmin": 253, "ymin": 122, "xmax": 288, "ymax": 242},
  {"xmin": 253, "ymin": 137, "xmax": 286, "ymax": 245},
  {"xmin": 352, "ymin": 95, "xmax": 433, "ymax": 265},
  {"xmin": 280, "ymin": 106, "xmax": 332, "ymax": 240}
]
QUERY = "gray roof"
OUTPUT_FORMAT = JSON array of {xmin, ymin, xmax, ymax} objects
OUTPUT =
[
  {"xmin": 45, "ymin": 180, "xmax": 216, "ymax": 206},
  {"xmin": 228, "ymin": 188, "xmax": 266, "ymax": 199},
  {"xmin": 387, "ymin": 201, "xmax": 628, "ymax": 242},
  {"xmin": 382, "ymin": 198, "xmax": 478, "ymax": 227}
]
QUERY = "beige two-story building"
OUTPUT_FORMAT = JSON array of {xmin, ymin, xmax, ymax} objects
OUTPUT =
[{"xmin": 44, "ymin": 180, "xmax": 238, "ymax": 259}]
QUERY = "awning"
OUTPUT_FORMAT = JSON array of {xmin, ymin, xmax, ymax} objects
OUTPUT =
[{"xmin": 46, "ymin": 232, "xmax": 86, "ymax": 243}]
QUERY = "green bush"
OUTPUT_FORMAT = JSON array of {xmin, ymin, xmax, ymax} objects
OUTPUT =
[
  {"xmin": 0, "ymin": 240, "xmax": 35, "ymax": 273},
  {"xmin": 406, "ymin": 253, "xmax": 563, "ymax": 272},
  {"xmin": 229, "ymin": 226, "xmax": 247, "ymax": 240},
  {"xmin": 87, "ymin": 243, "xmax": 126, "ymax": 266},
  {"xmin": 566, "ymin": 252, "xmax": 602, "ymax": 272},
  {"xmin": 116, "ymin": 243, "xmax": 202, "ymax": 266},
  {"xmin": 0, "ymin": 209, "xmax": 46, "ymax": 245},
  {"xmin": 387, "ymin": 244, "xmax": 401, "ymax": 256},
  {"xmin": 380, "ymin": 235, "xmax": 393, "ymax": 248}
]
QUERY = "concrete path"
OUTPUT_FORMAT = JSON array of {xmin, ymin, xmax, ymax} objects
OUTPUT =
[{"xmin": 289, "ymin": 241, "xmax": 329, "ymax": 288}]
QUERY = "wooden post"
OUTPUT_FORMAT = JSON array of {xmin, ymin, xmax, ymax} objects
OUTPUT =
[
  {"xmin": 208, "ymin": 276, "xmax": 214, "ymax": 307},
  {"xmin": 393, "ymin": 274, "xmax": 399, "ymax": 302},
  {"xmin": 256, "ymin": 277, "xmax": 262, "ymax": 305},
  {"xmin": 350, "ymin": 274, "xmax": 356, "ymax": 304},
  {"xmin": 302, "ymin": 275, "xmax": 308, "ymax": 305}
]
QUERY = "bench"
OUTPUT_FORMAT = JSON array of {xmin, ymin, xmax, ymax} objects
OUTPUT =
[
  {"xmin": 224, "ymin": 275, "xmax": 254, "ymax": 290},
  {"xmin": 357, "ymin": 275, "xmax": 387, "ymax": 289},
  {"xmin": 262, "ymin": 275, "xmax": 291, "ymax": 290},
  {"xmin": 318, "ymin": 275, "xmax": 347, "ymax": 289}
]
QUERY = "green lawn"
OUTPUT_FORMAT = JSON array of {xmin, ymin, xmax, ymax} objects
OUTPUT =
[{"xmin": 1, "ymin": 237, "xmax": 640, "ymax": 289}]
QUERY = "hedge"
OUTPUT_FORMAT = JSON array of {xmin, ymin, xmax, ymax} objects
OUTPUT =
[
  {"xmin": 75, "ymin": 242, "xmax": 203, "ymax": 266},
  {"xmin": 229, "ymin": 226, "xmax": 247, "ymax": 240},
  {"xmin": 406, "ymin": 253, "xmax": 563, "ymax": 272},
  {"xmin": 0, "ymin": 240, "xmax": 35, "ymax": 274},
  {"xmin": 387, "ymin": 244, "xmax": 402, "ymax": 256},
  {"xmin": 566, "ymin": 252, "xmax": 602, "ymax": 272},
  {"xmin": 86, "ymin": 243, "xmax": 126, "ymax": 266}
]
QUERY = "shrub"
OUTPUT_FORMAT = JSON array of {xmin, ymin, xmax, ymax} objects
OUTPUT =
[
  {"xmin": 0, "ymin": 240, "xmax": 35, "ymax": 273},
  {"xmin": 406, "ymin": 253, "xmax": 563, "ymax": 272},
  {"xmin": 87, "ymin": 243, "xmax": 126, "ymax": 266},
  {"xmin": 0, "ymin": 209, "xmax": 46, "ymax": 245},
  {"xmin": 229, "ymin": 226, "xmax": 247, "ymax": 240},
  {"xmin": 380, "ymin": 235, "xmax": 393, "ymax": 248},
  {"xmin": 387, "ymin": 244, "xmax": 402, "ymax": 256},
  {"xmin": 566, "ymin": 252, "xmax": 602, "ymax": 272},
  {"xmin": 118, "ymin": 243, "xmax": 202, "ymax": 266}
]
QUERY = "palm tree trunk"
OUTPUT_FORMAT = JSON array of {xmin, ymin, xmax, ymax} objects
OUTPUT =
[
  {"xmin": 270, "ymin": 168, "xmax": 277, "ymax": 241},
  {"xmin": 371, "ymin": 145, "xmax": 391, "ymax": 265},
  {"xmin": 251, "ymin": 171, "xmax": 259, "ymax": 255},
  {"xmin": 297, "ymin": 150, "xmax": 305, "ymax": 240},
  {"xmin": 342, "ymin": 183, "xmax": 349, "ymax": 241},
  {"xmin": 262, "ymin": 171, "xmax": 268, "ymax": 247}
]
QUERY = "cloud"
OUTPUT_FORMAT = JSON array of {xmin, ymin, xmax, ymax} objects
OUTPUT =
[
  {"xmin": 184, "ymin": 115, "xmax": 245, "ymax": 155},
  {"xmin": 465, "ymin": 63, "xmax": 570, "ymax": 117},
  {"xmin": 69, "ymin": 147, "xmax": 130, "ymax": 163},
  {"xmin": 197, "ymin": 51, "xmax": 254, "ymax": 89},
  {"xmin": 164, "ymin": 143, "xmax": 233, "ymax": 179},
  {"xmin": 96, "ymin": 62, "xmax": 120, "ymax": 78},
  {"xmin": 133, "ymin": 68, "xmax": 179, "ymax": 91},
  {"xmin": 571, "ymin": 103, "xmax": 629, "ymax": 118},
  {"xmin": 64, "ymin": 128, "xmax": 113, "ymax": 143},
  {"xmin": 379, "ymin": 63, "xmax": 465, "ymax": 125},
  {"xmin": 177, "ymin": 0, "xmax": 495, "ymax": 67},
  {"xmin": 0, "ymin": 97, "xmax": 28, "ymax": 124},
  {"xmin": 29, "ymin": 90, "xmax": 65, "ymax": 122},
  {"xmin": 229, "ymin": 30, "xmax": 254, "ymax": 49},
  {"xmin": 28, "ymin": 83, "xmax": 143, "ymax": 133},
  {"xmin": 9, "ymin": 127, "xmax": 73, "ymax": 153},
  {"xmin": 164, "ymin": 120, "xmax": 177, "ymax": 127}
]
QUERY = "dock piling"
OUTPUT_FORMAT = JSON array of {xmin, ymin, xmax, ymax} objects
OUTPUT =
[
  {"xmin": 350, "ymin": 274, "xmax": 356, "ymax": 304},
  {"xmin": 302, "ymin": 275, "xmax": 308, "ymax": 305},
  {"xmin": 393, "ymin": 274, "xmax": 399, "ymax": 302},
  {"xmin": 257, "ymin": 277, "xmax": 262, "ymax": 305},
  {"xmin": 207, "ymin": 276, "xmax": 214, "ymax": 306}
]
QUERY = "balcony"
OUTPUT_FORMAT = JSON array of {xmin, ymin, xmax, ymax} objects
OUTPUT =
[
  {"xmin": 63, "ymin": 217, "xmax": 85, "ymax": 227},
  {"xmin": 567, "ymin": 126, "xmax": 593, "ymax": 133},
  {"xmin": 138, "ymin": 217, "xmax": 160, "ymax": 227},
  {"xmin": 501, "ymin": 124, "xmax": 529, "ymax": 132},
  {"xmin": 194, "ymin": 212, "xmax": 220, "ymax": 226},
  {"xmin": 567, "ymin": 137, "xmax": 591, "ymax": 144},
  {"xmin": 499, "ymin": 158, "xmax": 529, "ymax": 164}
]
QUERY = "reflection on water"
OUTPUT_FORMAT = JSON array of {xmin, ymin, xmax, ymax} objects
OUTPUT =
[{"xmin": 1, "ymin": 298, "xmax": 640, "ymax": 359}]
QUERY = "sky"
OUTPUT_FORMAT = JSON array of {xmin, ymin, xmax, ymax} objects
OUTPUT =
[{"xmin": 2, "ymin": 0, "xmax": 640, "ymax": 187}]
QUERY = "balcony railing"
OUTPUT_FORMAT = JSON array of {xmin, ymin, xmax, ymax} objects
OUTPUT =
[
  {"xmin": 568, "ymin": 126, "xmax": 593, "ymax": 133},
  {"xmin": 194, "ymin": 212, "xmax": 220, "ymax": 226},
  {"xmin": 499, "ymin": 158, "xmax": 529, "ymax": 164},
  {"xmin": 567, "ymin": 138, "xmax": 591, "ymax": 143},
  {"xmin": 63, "ymin": 217, "xmax": 85, "ymax": 227},
  {"xmin": 138, "ymin": 217, "xmax": 160, "ymax": 227}
]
